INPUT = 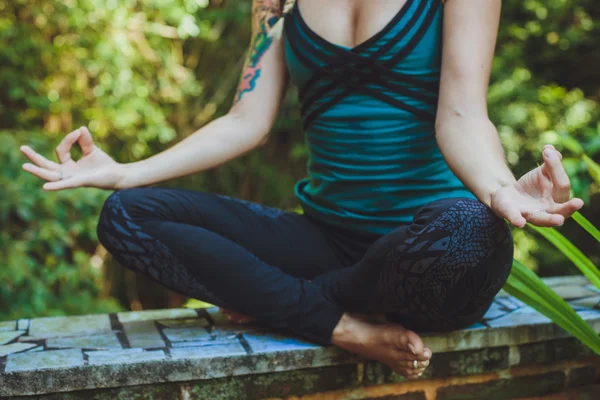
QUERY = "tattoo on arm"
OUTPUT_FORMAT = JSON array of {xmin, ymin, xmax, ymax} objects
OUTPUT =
[{"xmin": 234, "ymin": 0, "xmax": 281, "ymax": 103}]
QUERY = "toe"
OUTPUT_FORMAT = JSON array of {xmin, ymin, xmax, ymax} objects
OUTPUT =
[
  {"xmin": 416, "ymin": 347, "xmax": 432, "ymax": 361},
  {"xmin": 400, "ymin": 359, "xmax": 429, "ymax": 370},
  {"xmin": 394, "ymin": 328, "xmax": 424, "ymax": 355},
  {"xmin": 395, "ymin": 349, "xmax": 431, "ymax": 362}
]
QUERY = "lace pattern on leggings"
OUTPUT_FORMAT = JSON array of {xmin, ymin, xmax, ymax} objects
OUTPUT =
[
  {"xmin": 97, "ymin": 191, "xmax": 232, "ymax": 308},
  {"xmin": 377, "ymin": 199, "xmax": 512, "ymax": 321}
]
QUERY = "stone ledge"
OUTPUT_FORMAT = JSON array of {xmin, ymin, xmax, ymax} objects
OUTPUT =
[{"xmin": 1, "ymin": 275, "xmax": 600, "ymax": 398}]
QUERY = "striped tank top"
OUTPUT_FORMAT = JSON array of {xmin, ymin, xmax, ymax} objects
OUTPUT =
[{"xmin": 283, "ymin": 0, "xmax": 475, "ymax": 234}]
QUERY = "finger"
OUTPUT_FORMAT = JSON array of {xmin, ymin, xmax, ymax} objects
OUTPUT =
[
  {"xmin": 546, "ymin": 198, "xmax": 584, "ymax": 219},
  {"xmin": 543, "ymin": 144, "xmax": 562, "ymax": 160},
  {"xmin": 20, "ymin": 145, "xmax": 60, "ymax": 170},
  {"xmin": 78, "ymin": 126, "xmax": 95, "ymax": 155},
  {"xmin": 400, "ymin": 329, "xmax": 424, "ymax": 356},
  {"xmin": 405, "ymin": 370, "xmax": 425, "ymax": 380},
  {"xmin": 55, "ymin": 129, "xmax": 82, "ymax": 164},
  {"xmin": 22, "ymin": 163, "xmax": 61, "ymax": 182},
  {"xmin": 495, "ymin": 201, "xmax": 527, "ymax": 228},
  {"xmin": 527, "ymin": 210, "xmax": 565, "ymax": 227},
  {"xmin": 542, "ymin": 148, "xmax": 571, "ymax": 203},
  {"xmin": 43, "ymin": 176, "xmax": 84, "ymax": 191}
]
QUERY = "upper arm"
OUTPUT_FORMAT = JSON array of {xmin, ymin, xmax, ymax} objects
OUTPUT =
[
  {"xmin": 229, "ymin": 0, "xmax": 288, "ymax": 137},
  {"xmin": 436, "ymin": 0, "xmax": 501, "ymax": 123}
]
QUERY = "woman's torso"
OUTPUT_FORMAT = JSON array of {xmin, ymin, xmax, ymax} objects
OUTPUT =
[{"xmin": 283, "ymin": 0, "xmax": 475, "ymax": 235}]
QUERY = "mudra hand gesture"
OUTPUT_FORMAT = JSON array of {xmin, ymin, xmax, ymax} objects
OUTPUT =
[
  {"xmin": 20, "ymin": 126, "xmax": 124, "ymax": 191},
  {"xmin": 491, "ymin": 144, "xmax": 584, "ymax": 228}
]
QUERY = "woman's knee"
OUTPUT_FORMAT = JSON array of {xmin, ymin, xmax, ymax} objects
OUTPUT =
[
  {"xmin": 451, "ymin": 199, "xmax": 514, "ymax": 307},
  {"xmin": 420, "ymin": 197, "xmax": 512, "ymax": 256},
  {"xmin": 96, "ymin": 188, "xmax": 149, "ymax": 252}
]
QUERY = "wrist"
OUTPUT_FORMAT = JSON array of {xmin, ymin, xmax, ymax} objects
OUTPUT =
[
  {"xmin": 113, "ymin": 163, "xmax": 133, "ymax": 190},
  {"xmin": 481, "ymin": 178, "xmax": 516, "ymax": 208}
]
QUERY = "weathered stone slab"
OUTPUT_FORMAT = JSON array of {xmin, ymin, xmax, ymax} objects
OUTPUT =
[
  {"xmin": 243, "ymin": 332, "xmax": 321, "ymax": 354},
  {"xmin": 46, "ymin": 333, "xmax": 122, "ymax": 350},
  {"xmin": 117, "ymin": 308, "xmax": 197, "ymax": 323},
  {"xmin": 0, "ymin": 342, "xmax": 37, "ymax": 357},
  {"xmin": 494, "ymin": 297, "xmax": 525, "ymax": 311},
  {"xmin": 163, "ymin": 326, "xmax": 211, "ymax": 343},
  {"xmin": 551, "ymin": 285, "xmax": 597, "ymax": 300},
  {"xmin": 87, "ymin": 349, "xmax": 165, "ymax": 365},
  {"xmin": 575, "ymin": 309, "xmax": 600, "ymax": 320},
  {"xmin": 487, "ymin": 309, "xmax": 552, "ymax": 328},
  {"xmin": 570, "ymin": 295, "xmax": 600, "ymax": 309},
  {"xmin": 24, "ymin": 345, "xmax": 44, "ymax": 353},
  {"xmin": 584, "ymin": 284, "xmax": 600, "ymax": 294},
  {"xmin": 543, "ymin": 275, "xmax": 589, "ymax": 287},
  {"xmin": 169, "ymin": 336, "xmax": 238, "ymax": 348},
  {"xmin": 157, "ymin": 318, "xmax": 210, "ymax": 329},
  {"xmin": 211, "ymin": 324, "xmax": 262, "ymax": 339},
  {"xmin": 423, "ymin": 328, "xmax": 487, "ymax": 352},
  {"xmin": 122, "ymin": 320, "xmax": 165, "ymax": 349},
  {"xmin": 5, "ymin": 349, "xmax": 83, "ymax": 372},
  {"xmin": 0, "ymin": 274, "xmax": 599, "ymax": 399},
  {"xmin": 0, "ymin": 320, "xmax": 15, "ymax": 331},
  {"xmin": 28, "ymin": 314, "xmax": 111, "ymax": 338},
  {"xmin": 170, "ymin": 342, "xmax": 247, "ymax": 359},
  {"xmin": 17, "ymin": 335, "xmax": 40, "ymax": 342},
  {"xmin": 483, "ymin": 301, "xmax": 508, "ymax": 320},
  {"xmin": 0, "ymin": 330, "xmax": 25, "ymax": 345},
  {"xmin": 17, "ymin": 319, "xmax": 29, "ymax": 331}
]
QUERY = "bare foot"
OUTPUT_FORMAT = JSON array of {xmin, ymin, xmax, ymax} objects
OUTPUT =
[
  {"xmin": 219, "ymin": 307, "xmax": 256, "ymax": 324},
  {"xmin": 331, "ymin": 313, "xmax": 432, "ymax": 379}
]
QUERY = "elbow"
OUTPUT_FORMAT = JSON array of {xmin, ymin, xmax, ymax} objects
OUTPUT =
[
  {"xmin": 254, "ymin": 131, "xmax": 271, "ymax": 147},
  {"xmin": 434, "ymin": 109, "xmax": 460, "ymax": 139},
  {"xmin": 435, "ymin": 104, "xmax": 489, "ymax": 138}
]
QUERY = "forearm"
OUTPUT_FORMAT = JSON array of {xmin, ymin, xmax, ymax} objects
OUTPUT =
[
  {"xmin": 435, "ymin": 114, "xmax": 516, "ymax": 207},
  {"xmin": 118, "ymin": 113, "xmax": 266, "ymax": 189}
]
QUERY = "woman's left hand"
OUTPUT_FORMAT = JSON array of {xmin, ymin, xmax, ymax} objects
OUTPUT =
[{"xmin": 490, "ymin": 144, "xmax": 584, "ymax": 228}]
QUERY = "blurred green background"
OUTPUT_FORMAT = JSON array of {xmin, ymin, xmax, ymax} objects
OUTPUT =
[{"xmin": 1, "ymin": 0, "xmax": 599, "ymax": 320}]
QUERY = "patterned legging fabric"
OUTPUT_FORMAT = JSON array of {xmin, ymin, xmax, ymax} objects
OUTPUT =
[{"xmin": 96, "ymin": 187, "xmax": 514, "ymax": 345}]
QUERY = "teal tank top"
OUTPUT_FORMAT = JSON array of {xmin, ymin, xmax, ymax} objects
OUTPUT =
[{"xmin": 283, "ymin": 0, "xmax": 475, "ymax": 235}]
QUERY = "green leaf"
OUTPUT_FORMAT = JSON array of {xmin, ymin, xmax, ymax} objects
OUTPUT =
[
  {"xmin": 572, "ymin": 211, "xmax": 600, "ymax": 243},
  {"xmin": 582, "ymin": 154, "xmax": 600, "ymax": 185},
  {"xmin": 505, "ymin": 260, "xmax": 600, "ymax": 355},
  {"xmin": 528, "ymin": 224, "xmax": 600, "ymax": 290}
]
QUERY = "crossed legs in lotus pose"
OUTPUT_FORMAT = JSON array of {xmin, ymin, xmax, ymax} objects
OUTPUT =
[{"xmin": 96, "ymin": 187, "xmax": 513, "ymax": 378}]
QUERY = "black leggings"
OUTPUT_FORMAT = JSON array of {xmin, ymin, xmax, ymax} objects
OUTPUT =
[{"xmin": 96, "ymin": 187, "xmax": 513, "ymax": 345}]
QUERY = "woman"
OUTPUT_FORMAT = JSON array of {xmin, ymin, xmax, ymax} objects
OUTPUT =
[{"xmin": 20, "ymin": 0, "xmax": 583, "ymax": 380}]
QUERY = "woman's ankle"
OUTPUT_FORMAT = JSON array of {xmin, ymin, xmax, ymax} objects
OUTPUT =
[{"xmin": 331, "ymin": 313, "xmax": 367, "ymax": 349}]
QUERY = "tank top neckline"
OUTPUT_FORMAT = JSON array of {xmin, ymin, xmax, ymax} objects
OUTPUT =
[{"xmin": 292, "ymin": 0, "xmax": 415, "ymax": 53}]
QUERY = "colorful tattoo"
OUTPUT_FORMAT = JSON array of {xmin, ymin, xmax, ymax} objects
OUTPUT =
[{"xmin": 235, "ymin": 0, "xmax": 281, "ymax": 103}]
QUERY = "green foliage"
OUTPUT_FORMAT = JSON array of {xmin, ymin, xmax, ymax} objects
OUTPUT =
[
  {"xmin": 527, "ymin": 222, "xmax": 600, "ymax": 289},
  {"xmin": 0, "ymin": 131, "xmax": 120, "ymax": 319},
  {"xmin": 490, "ymin": 0, "xmax": 600, "ymax": 273},
  {"xmin": 504, "ymin": 260, "xmax": 600, "ymax": 356},
  {"xmin": 509, "ymin": 194, "xmax": 600, "ymax": 356}
]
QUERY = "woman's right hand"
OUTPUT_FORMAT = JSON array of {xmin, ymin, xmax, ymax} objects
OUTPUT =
[{"xmin": 20, "ymin": 126, "xmax": 126, "ymax": 191}]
